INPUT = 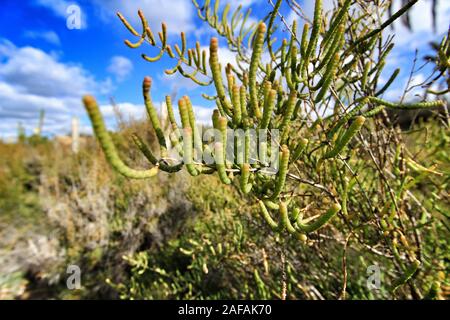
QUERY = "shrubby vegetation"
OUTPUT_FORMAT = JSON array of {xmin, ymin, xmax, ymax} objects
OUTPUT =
[{"xmin": 0, "ymin": 116, "xmax": 448, "ymax": 299}]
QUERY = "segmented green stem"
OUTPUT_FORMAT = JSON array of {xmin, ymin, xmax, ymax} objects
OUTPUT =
[
  {"xmin": 183, "ymin": 127, "xmax": 199, "ymax": 176},
  {"xmin": 178, "ymin": 98, "xmax": 191, "ymax": 129},
  {"xmin": 258, "ymin": 200, "xmax": 280, "ymax": 231},
  {"xmin": 240, "ymin": 85, "xmax": 248, "ymax": 122},
  {"xmin": 314, "ymin": 53, "xmax": 339, "ymax": 103},
  {"xmin": 209, "ymin": 38, "xmax": 232, "ymax": 114},
  {"xmin": 323, "ymin": 116, "xmax": 366, "ymax": 159},
  {"xmin": 280, "ymin": 202, "xmax": 297, "ymax": 234},
  {"xmin": 260, "ymin": 89, "xmax": 277, "ymax": 129},
  {"xmin": 269, "ymin": 145, "xmax": 289, "ymax": 200},
  {"xmin": 232, "ymin": 85, "xmax": 242, "ymax": 125},
  {"xmin": 303, "ymin": 0, "xmax": 322, "ymax": 76},
  {"xmin": 143, "ymin": 77, "xmax": 167, "ymax": 151},
  {"xmin": 322, "ymin": 0, "xmax": 351, "ymax": 46},
  {"xmin": 131, "ymin": 134, "xmax": 183, "ymax": 173},
  {"xmin": 292, "ymin": 138, "xmax": 308, "ymax": 162},
  {"xmin": 375, "ymin": 68, "xmax": 400, "ymax": 96},
  {"xmin": 165, "ymin": 95, "xmax": 177, "ymax": 126},
  {"xmin": 215, "ymin": 142, "xmax": 231, "ymax": 184},
  {"xmin": 279, "ymin": 92, "xmax": 297, "ymax": 143},
  {"xmin": 266, "ymin": 0, "xmax": 282, "ymax": 61},
  {"xmin": 391, "ymin": 259, "xmax": 421, "ymax": 292},
  {"xmin": 249, "ymin": 23, "xmax": 267, "ymax": 119},
  {"xmin": 83, "ymin": 95, "xmax": 158, "ymax": 179},
  {"xmin": 368, "ymin": 97, "xmax": 446, "ymax": 109},
  {"xmin": 296, "ymin": 203, "xmax": 341, "ymax": 233},
  {"xmin": 240, "ymin": 163, "xmax": 253, "ymax": 193},
  {"xmin": 300, "ymin": 23, "xmax": 310, "ymax": 57}
]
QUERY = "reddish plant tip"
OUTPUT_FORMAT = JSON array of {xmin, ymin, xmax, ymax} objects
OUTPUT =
[
  {"xmin": 218, "ymin": 116, "xmax": 227, "ymax": 126},
  {"xmin": 210, "ymin": 38, "xmax": 218, "ymax": 51},
  {"xmin": 178, "ymin": 98, "xmax": 187, "ymax": 108},
  {"xmin": 82, "ymin": 95, "xmax": 97, "ymax": 108},
  {"xmin": 354, "ymin": 116, "xmax": 366, "ymax": 125},
  {"xmin": 183, "ymin": 127, "xmax": 193, "ymax": 135},
  {"xmin": 258, "ymin": 22, "xmax": 267, "ymax": 33},
  {"xmin": 143, "ymin": 76, "xmax": 152, "ymax": 90},
  {"xmin": 331, "ymin": 203, "xmax": 342, "ymax": 212}
]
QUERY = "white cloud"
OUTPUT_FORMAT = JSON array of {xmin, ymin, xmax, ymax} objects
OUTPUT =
[
  {"xmin": 23, "ymin": 30, "xmax": 61, "ymax": 46},
  {"xmin": 107, "ymin": 56, "xmax": 133, "ymax": 81},
  {"xmin": 35, "ymin": 0, "xmax": 72, "ymax": 17},
  {"xmin": 94, "ymin": 100, "xmax": 213, "ymax": 134},
  {"xmin": 0, "ymin": 44, "xmax": 99, "ymax": 97},
  {"xmin": 0, "ymin": 40, "xmax": 111, "ymax": 139},
  {"xmin": 0, "ymin": 40, "xmax": 187, "ymax": 140},
  {"xmin": 191, "ymin": 105, "xmax": 214, "ymax": 125},
  {"xmin": 92, "ymin": 0, "xmax": 195, "ymax": 35},
  {"xmin": 383, "ymin": 73, "xmax": 427, "ymax": 101},
  {"xmin": 160, "ymin": 72, "xmax": 200, "ymax": 92},
  {"xmin": 98, "ymin": 102, "xmax": 145, "ymax": 120},
  {"xmin": 228, "ymin": 0, "xmax": 261, "ymax": 10}
]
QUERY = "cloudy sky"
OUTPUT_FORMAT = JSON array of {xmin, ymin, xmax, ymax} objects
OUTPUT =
[{"xmin": 0, "ymin": 0, "xmax": 448, "ymax": 140}]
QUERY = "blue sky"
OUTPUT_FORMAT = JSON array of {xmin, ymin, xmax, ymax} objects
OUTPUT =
[{"xmin": 0, "ymin": 0, "xmax": 448, "ymax": 139}]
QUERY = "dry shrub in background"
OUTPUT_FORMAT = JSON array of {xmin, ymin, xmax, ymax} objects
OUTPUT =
[{"xmin": 0, "ymin": 119, "xmax": 197, "ymax": 299}]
